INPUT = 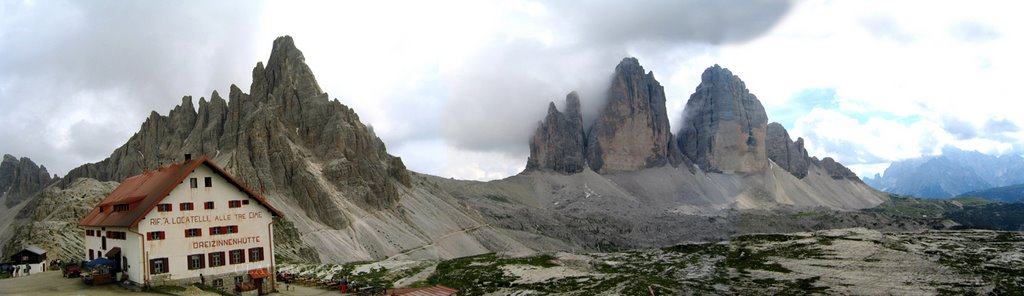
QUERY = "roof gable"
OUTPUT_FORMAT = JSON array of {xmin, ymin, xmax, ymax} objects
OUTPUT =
[{"xmin": 79, "ymin": 156, "xmax": 283, "ymax": 228}]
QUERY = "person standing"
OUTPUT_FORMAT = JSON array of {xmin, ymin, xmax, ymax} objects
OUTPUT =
[
  {"xmin": 200, "ymin": 274, "xmax": 205, "ymax": 286},
  {"xmin": 13, "ymin": 265, "xmax": 19, "ymax": 277},
  {"xmin": 25, "ymin": 264, "xmax": 31, "ymax": 275}
]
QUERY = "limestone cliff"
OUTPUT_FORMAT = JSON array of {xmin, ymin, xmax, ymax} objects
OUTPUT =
[
  {"xmin": 1, "ymin": 155, "xmax": 56, "ymax": 207},
  {"xmin": 586, "ymin": 58, "xmax": 673, "ymax": 173},
  {"xmin": 766, "ymin": 122, "xmax": 810, "ymax": 178},
  {"xmin": 61, "ymin": 36, "xmax": 411, "ymax": 230},
  {"xmin": 678, "ymin": 65, "xmax": 768, "ymax": 173},
  {"xmin": 526, "ymin": 92, "xmax": 586, "ymax": 174}
]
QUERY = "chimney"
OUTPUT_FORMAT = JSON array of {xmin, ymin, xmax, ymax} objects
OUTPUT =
[{"xmin": 185, "ymin": 153, "xmax": 192, "ymax": 161}]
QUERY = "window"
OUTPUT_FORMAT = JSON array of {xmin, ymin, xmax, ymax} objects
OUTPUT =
[
  {"xmin": 150, "ymin": 258, "xmax": 169, "ymax": 274},
  {"xmin": 179, "ymin": 202, "xmax": 194, "ymax": 211},
  {"xmin": 209, "ymin": 252, "xmax": 225, "ymax": 267},
  {"xmin": 248, "ymin": 247, "xmax": 264, "ymax": 262},
  {"xmin": 204, "ymin": 177, "xmax": 212, "ymax": 187},
  {"xmin": 210, "ymin": 225, "xmax": 237, "ymax": 235},
  {"xmin": 89, "ymin": 249, "xmax": 94, "ymax": 260},
  {"xmin": 106, "ymin": 231, "xmax": 127, "ymax": 240},
  {"xmin": 187, "ymin": 254, "xmax": 206, "ymax": 270},
  {"xmin": 242, "ymin": 200, "xmax": 250, "ymax": 205},
  {"xmin": 102, "ymin": 237, "xmax": 106, "ymax": 250},
  {"xmin": 190, "ymin": 177, "xmax": 198, "ymax": 188},
  {"xmin": 156, "ymin": 203, "xmax": 172, "ymax": 212},
  {"xmin": 204, "ymin": 201, "xmax": 215, "ymax": 210},
  {"xmin": 146, "ymin": 231, "xmax": 165, "ymax": 240},
  {"xmin": 229, "ymin": 249, "xmax": 246, "ymax": 264},
  {"xmin": 113, "ymin": 204, "xmax": 129, "ymax": 212},
  {"xmin": 229, "ymin": 200, "xmax": 242, "ymax": 208},
  {"xmin": 99, "ymin": 206, "xmax": 103, "ymax": 213},
  {"xmin": 185, "ymin": 228, "xmax": 201, "ymax": 237},
  {"xmin": 234, "ymin": 276, "xmax": 244, "ymax": 286},
  {"xmin": 213, "ymin": 279, "xmax": 224, "ymax": 287},
  {"xmin": 86, "ymin": 230, "xmax": 94, "ymax": 236}
]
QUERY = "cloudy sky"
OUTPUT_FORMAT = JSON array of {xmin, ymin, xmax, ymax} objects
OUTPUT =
[{"xmin": 2, "ymin": 0, "xmax": 1022, "ymax": 181}]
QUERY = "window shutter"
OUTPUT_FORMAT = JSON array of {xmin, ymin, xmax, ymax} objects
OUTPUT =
[{"xmin": 149, "ymin": 259, "xmax": 155, "ymax": 274}]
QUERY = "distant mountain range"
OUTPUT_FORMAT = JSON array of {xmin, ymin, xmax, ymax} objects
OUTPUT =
[
  {"xmin": 864, "ymin": 147, "xmax": 1024, "ymax": 199},
  {"xmin": 960, "ymin": 184, "xmax": 1024, "ymax": 203}
]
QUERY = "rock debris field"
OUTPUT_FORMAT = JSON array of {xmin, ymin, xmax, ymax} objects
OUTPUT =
[{"xmin": 278, "ymin": 228, "xmax": 1024, "ymax": 295}]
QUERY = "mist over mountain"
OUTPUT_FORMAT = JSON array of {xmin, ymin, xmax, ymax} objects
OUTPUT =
[{"xmin": 864, "ymin": 147, "xmax": 1024, "ymax": 198}]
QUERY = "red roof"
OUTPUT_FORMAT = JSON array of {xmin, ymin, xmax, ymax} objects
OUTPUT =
[
  {"xmin": 249, "ymin": 268, "xmax": 271, "ymax": 279},
  {"xmin": 79, "ymin": 156, "xmax": 283, "ymax": 227},
  {"xmin": 387, "ymin": 286, "xmax": 458, "ymax": 296}
]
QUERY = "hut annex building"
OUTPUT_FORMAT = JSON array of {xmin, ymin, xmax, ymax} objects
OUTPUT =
[{"xmin": 79, "ymin": 155, "xmax": 282, "ymax": 293}]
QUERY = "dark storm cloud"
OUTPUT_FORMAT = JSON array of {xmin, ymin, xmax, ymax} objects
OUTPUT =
[
  {"xmin": 441, "ymin": 0, "xmax": 794, "ymax": 156},
  {"xmin": 0, "ymin": 0, "xmax": 264, "ymax": 175}
]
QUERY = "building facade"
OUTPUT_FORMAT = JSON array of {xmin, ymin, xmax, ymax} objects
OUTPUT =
[{"xmin": 79, "ymin": 155, "xmax": 282, "ymax": 293}]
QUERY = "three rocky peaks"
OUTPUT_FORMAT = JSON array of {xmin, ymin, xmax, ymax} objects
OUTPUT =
[{"xmin": 527, "ymin": 59, "xmax": 859, "ymax": 181}]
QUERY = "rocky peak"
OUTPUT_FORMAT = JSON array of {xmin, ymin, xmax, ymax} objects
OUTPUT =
[
  {"xmin": 677, "ymin": 64, "xmax": 768, "ymax": 173},
  {"xmin": 61, "ymin": 36, "xmax": 410, "ymax": 230},
  {"xmin": 253, "ymin": 35, "xmax": 323, "ymax": 102},
  {"xmin": 766, "ymin": 122, "xmax": 810, "ymax": 178},
  {"xmin": 813, "ymin": 157, "xmax": 861, "ymax": 181},
  {"xmin": 1, "ymin": 155, "xmax": 56, "ymax": 207},
  {"xmin": 586, "ymin": 57, "xmax": 672, "ymax": 173},
  {"xmin": 526, "ymin": 92, "xmax": 586, "ymax": 174}
]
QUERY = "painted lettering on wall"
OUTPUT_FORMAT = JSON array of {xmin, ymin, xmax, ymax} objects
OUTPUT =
[
  {"xmin": 192, "ymin": 236, "xmax": 261, "ymax": 249},
  {"xmin": 148, "ymin": 211, "xmax": 263, "ymax": 226}
]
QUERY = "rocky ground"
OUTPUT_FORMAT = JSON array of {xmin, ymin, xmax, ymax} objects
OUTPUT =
[{"xmin": 276, "ymin": 228, "xmax": 1023, "ymax": 295}]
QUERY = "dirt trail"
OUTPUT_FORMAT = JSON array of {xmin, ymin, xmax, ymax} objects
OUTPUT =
[{"xmin": 381, "ymin": 224, "xmax": 493, "ymax": 261}]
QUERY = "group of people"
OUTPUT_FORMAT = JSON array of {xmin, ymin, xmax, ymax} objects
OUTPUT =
[
  {"xmin": 48, "ymin": 259, "xmax": 66, "ymax": 270},
  {"xmin": 338, "ymin": 276, "xmax": 363, "ymax": 294},
  {"xmin": 274, "ymin": 271, "xmax": 368, "ymax": 294},
  {"xmin": 9, "ymin": 263, "xmax": 32, "ymax": 277}
]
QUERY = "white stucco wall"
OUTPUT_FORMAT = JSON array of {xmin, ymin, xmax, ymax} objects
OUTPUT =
[
  {"xmin": 135, "ymin": 164, "xmax": 275, "ymax": 284},
  {"xmin": 82, "ymin": 225, "xmax": 142, "ymax": 282}
]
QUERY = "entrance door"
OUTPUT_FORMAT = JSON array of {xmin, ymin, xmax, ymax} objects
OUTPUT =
[{"xmin": 254, "ymin": 278, "xmax": 264, "ymax": 295}]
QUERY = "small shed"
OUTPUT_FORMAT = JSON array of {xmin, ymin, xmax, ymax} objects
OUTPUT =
[{"xmin": 9, "ymin": 246, "xmax": 47, "ymax": 264}]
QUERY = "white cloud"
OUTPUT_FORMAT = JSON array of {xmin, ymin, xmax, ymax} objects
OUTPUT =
[{"xmin": 3, "ymin": 0, "xmax": 1022, "ymax": 182}]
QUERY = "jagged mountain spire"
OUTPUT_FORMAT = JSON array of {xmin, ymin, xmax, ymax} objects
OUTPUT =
[
  {"xmin": 586, "ymin": 57, "xmax": 672, "ymax": 173},
  {"xmin": 526, "ymin": 92, "xmax": 586, "ymax": 174},
  {"xmin": 677, "ymin": 64, "xmax": 768, "ymax": 173},
  {"xmin": 61, "ymin": 36, "xmax": 410, "ymax": 230}
]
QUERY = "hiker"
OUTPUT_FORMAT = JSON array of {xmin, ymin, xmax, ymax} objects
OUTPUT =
[
  {"xmin": 13, "ymin": 265, "xmax": 19, "ymax": 277},
  {"xmin": 25, "ymin": 264, "xmax": 30, "ymax": 275},
  {"xmin": 200, "ymin": 273, "xmax": 205, "ymax": 286},
  {"xmin": 340, "ymin": 276, "xmax": 348, "ymax": 294}
]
